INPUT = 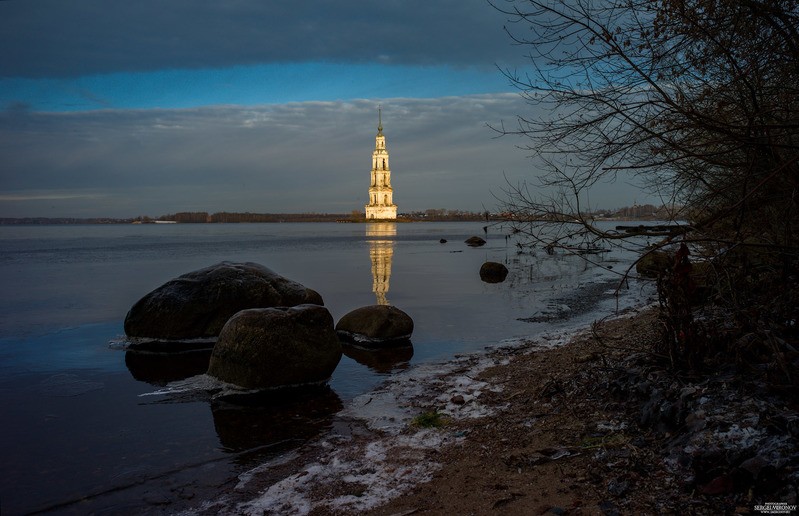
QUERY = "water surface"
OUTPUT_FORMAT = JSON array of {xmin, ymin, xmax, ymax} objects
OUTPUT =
[{"xmin": 0, "ymin": 221, "xmax": 653, "ymax": 514}]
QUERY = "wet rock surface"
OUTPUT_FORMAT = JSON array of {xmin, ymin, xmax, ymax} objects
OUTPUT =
[
  {"xmin": 479, "ymin": 261, "xmax": 509, "ymax": 283},
  {"xmin": 207, "ymin": 304, "xmax": 341, "ymax": 390},
  {"xmin": 464, "ymin": 236, "xmax": 486, "ymax": 247},
  {"xmin": 124, "ymin": 261, "xmax": 323, "ymax": 340},
  {"xmin": 336, "ymin": 305, "xmax": 414, "ymax": 347}
]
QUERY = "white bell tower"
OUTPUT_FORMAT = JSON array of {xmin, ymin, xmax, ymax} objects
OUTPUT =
[{"xmin": 365, "ymin": 107, "xmax": 397, "ymax": 220}]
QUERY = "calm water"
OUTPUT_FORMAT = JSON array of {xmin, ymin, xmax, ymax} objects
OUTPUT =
[{"xmin": 0, "ymin": 221, "xmax": 653, "ymax": 514}]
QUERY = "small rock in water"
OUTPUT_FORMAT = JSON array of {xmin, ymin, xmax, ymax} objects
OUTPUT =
[
  {"xmin": 465, "ymin": 236, "xmax": 486, "ymax": 247},
  {"xmin": 451, "ymin": 394, "xmax": 466, "ymax": 405},
  {"xmin": 480, "ymin": 262, "xmax": 509, "ymax": 283},
  {"xmin": 439, "ymin": 238, "xmax": 447, "ymax": 243},
  {"xmin": 336, "ymin": 305, "xmax": 414, "ymax": 347}
]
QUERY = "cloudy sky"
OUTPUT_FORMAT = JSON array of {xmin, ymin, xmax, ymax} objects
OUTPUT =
[{"xmin": 0, "ymin": 0, "xmax": 649, "ymax": 218}]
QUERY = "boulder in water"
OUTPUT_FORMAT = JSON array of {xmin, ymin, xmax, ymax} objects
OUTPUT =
[
  {"xmin": 124, "ymin": 261, "xmax": 323, "ymax": 340},
  {"xmin": 465, "ymin": 236, "xmax": 486, "ymax": 247},
  {"xmin": 480, "ymin": 261, "xmax": 509, "ymax": 283},
  {"xmin": 207, "ymin": 304, "xmax": 341, "ymax": 390},
  {"xmin": 336, "ymin": 305, "xmax": 414, "ymax": 347}
]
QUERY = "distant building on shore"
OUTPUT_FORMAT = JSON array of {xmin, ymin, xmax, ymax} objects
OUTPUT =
[{"xmin": 365, "ymin": 107, "xmax": 397, "ymax": 220}]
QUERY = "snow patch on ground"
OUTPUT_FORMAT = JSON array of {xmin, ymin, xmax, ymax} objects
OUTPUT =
[
  {"xmin": 230, "ymin": 349, "xmax": 515, "ymax": 514},
  {"xmin": 237, "ymin": 431, "xmax": 445, "ymax": 516},
  {"xmin": 339, "ymin": 353, "xmax": 507, "ymax": 433},
  {"xmin": 219, "ymin": 309, "xmax": 654, "ymax": 514}
]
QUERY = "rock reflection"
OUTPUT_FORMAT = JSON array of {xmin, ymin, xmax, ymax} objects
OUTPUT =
[
  {"xmin": 366, "ymin": 222, "xmax": 396, "ymax": 305},
  {"xmin": 211, "ymin": 387, "xmax": 343, "ymax": 453},
  {"xmin": 341, "ymin": 343, "xmax": 413, "ymax": 374},
  {"xmin": 126, "ymin": 348, "xmax": 342, "ymax": 461},
  {"xmin": 125, "ymin": 349, "xmax": 212, "ymax": 386}
]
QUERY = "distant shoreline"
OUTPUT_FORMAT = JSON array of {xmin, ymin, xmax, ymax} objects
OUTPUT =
[
  {"xmin": 0, "ymin": 215, "xmax": 674, "ymax": 225},
  {"xmin": 1, "ymin": 203, "xmax": 677, "ymax": 225},
  {"xmin": 0, "ymin": 214, "xmax": 482, "ymax": 225},
  {"xmin": 0, "ymin": 217, "xmax": 478, "ymax": 225}
]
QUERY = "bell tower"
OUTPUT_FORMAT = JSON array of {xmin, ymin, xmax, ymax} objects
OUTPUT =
[{"xmin": 365, "ymin": 107, "xmax": 397, "ymax": 220}]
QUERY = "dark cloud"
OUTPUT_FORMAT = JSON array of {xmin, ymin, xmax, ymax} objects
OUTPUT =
[
  {"xmin": 0, "ymin": 94, "xmax": 654, "ymax": 218},
  {"xmin": 0, "ymin": 95, "xmax": 544, "ymax": 217},
  {"xmin": 1, "ymin": 0, "xmax": 516, "ymax": 78}
]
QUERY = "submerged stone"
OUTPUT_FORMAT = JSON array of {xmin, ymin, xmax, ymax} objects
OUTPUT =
[
  {"xmin": 124, "ymin": 261, "xmax": 323, "ymax": 340},
  {"xmin": 207, "ymin": 304, "xmax": 342, "ymax": 390}
]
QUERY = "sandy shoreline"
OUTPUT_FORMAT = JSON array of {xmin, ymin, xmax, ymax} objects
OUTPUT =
[
  {"xmin": 192, "ymin": 304, "xmax": 797, "ymax": 515},
  {"xmin": 186, "ymin": 309, "xmax": 607, "ymax": 514},
  {"xmin": 187, "ymin": 306, "xmax": 635, "ymax": 514}
]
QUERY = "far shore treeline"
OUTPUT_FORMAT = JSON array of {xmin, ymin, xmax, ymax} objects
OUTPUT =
[{"xmin": 0, "ymin": 204, "xmax": 675, "ymax": 225}]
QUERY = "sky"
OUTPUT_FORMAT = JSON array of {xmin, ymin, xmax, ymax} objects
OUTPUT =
[{"xmin": 0, "ymin": 0, "xmax": 651, "ymax": 218}]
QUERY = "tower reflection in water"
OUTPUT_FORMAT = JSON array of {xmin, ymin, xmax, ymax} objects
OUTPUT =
[
  {"xmin": 367, "ymin": 222, "xmax": 396, "ymax": 305},
  {"xmin": 345, "ymin": 221, "xmax": 412, "ymax": 373}
]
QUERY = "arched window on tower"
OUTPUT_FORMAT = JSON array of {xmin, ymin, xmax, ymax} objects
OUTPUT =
[
  {"xmin": 382, "ymin": 159, "xmax": 386, "ymax": 170},
  {"xmin": 384, "ymin": 194, "xmax": 388, "ymax": 205}
]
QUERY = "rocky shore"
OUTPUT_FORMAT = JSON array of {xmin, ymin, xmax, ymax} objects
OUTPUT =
[{"xmin": 208, "ymin": 305, "xmax": 797, "ymax": 515}]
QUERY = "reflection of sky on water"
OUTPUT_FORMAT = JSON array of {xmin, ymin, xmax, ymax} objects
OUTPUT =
[{"xmin": 0, "ymin": 220, "xmax": 654, "ymax": 392}]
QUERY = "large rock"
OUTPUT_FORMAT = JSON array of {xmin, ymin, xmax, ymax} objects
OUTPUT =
[
  {"xmin": 124, "ymin": 261, "xmax": 323, "ymax": 340},
  {"xmin": 207, "ymin": 305, "xmax": 341, "ymax": 390},
  {"xmin": 480, "ymin": 261, "xmax": 509, "ymax": 283},
  {"xmin": 336, "ymin": 305, "xmax": 414, "ymax": 346}
]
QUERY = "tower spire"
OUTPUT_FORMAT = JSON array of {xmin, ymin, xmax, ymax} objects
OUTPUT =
[{"xmin": 377, "ymin": 105, "xmax": 383, "ymax": 135}]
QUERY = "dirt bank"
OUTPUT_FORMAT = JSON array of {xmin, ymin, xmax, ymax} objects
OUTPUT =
[
  {"xmin": 361, "ymin": 307, "xmax": 797, "ymax": 516},
  {"xmin": 212, "ymin": 306, "xmax": 797, "ymax": 515}
]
